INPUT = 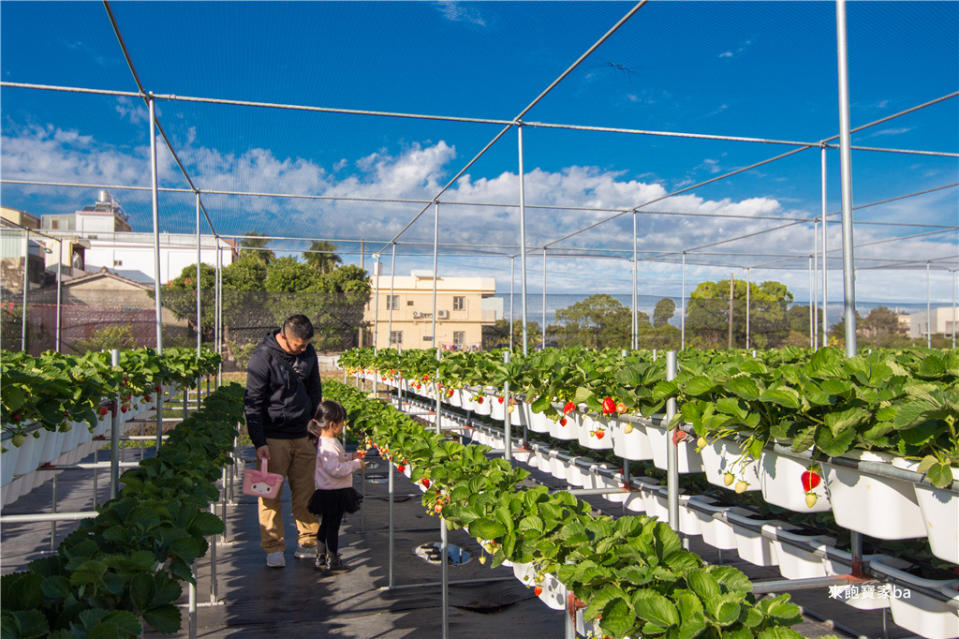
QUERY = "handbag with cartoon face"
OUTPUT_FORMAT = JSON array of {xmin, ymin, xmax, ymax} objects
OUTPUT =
[{"xmin": 242, "ymin": 458, "xmax": 284, "ymax": 499}]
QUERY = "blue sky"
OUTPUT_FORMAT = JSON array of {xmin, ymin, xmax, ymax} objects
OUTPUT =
[{"xmin": 1, "ymin": 1, "xmax": 957, "ymax": 308}]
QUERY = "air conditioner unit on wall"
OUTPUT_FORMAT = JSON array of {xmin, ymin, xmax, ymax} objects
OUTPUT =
[{"xmin": 437, "ymin": 310, "xmax": 449, "ymax": 319}]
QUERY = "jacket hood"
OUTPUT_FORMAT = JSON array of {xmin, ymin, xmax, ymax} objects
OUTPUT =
[{"xmin": 261, "ymin": 330, "xmax": 288, "ymax": 356}]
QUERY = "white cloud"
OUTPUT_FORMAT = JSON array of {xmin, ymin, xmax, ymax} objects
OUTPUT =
[
  {"xmin": 717, "ymin": 39, "xmax": 753, "ymax": 60},
  {"xmin": 437, "ymin": 2, "xmax": 486, "ymax": 27},
  {"xmin": 718, "ymin": 51, "xmax": 733, "ymax": 59},
  {"xmin": 861, "ymin": 126, "xmax": 913, "ymax": 139},
  {"xmin": 114, "ymin": 97, "xmax": 149, "ymax": 126},
  {"xmin": 2, "ymin": 123, "xmax": 954, "ymax": 306}
]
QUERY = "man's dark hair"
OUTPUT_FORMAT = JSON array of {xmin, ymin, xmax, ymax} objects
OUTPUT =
[{"xmin": 282, "ymin": 314, "xmax": 314, "ymax": 340}]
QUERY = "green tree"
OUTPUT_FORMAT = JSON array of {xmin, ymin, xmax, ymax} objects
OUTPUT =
[
  {"xmin": 553, "ymin": 294, "xmax": 645, "ymax": 349},
  {"xmin": 653, "ymin": 298, "xmax": 676, "ymax": 328},
  {"xmin": 264, "ymin": 256, "xmax": 322, "ymax": 293},
  {"xmin": 861, "ymin": 306, "xmax": 902, "ymax": 337},
  {"xmin": 304, "ymin": 240, "xmax": 343, "ymax": 274},
  {"xmin": 685, "ymin": 279, "xmax": 793, "ymax": 348},
  {"xmin": 161, "ymin": 263, "xmax": 217, "ymax": 341},
  {"xmin": 238, "ymin": 230, "xmax": 274, "ymax": 265},
  {"xmin": 482, "ymin": 319, "xmax": 542, "ymax": 350},
  {"xmin": 73, "ymin": 324, "xmax": 137, "ymax": 353}
]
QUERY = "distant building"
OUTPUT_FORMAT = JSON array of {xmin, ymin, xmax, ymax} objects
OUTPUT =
[
  {"xmin": 363, "ymin": 271, "xmax": 497, "ymax": 350},
  {"xmin": 909, "ymin": 307, "xmax": 958, "ymax": 338},
  {"xmin": 39, "ymin": 192, "xmax": 236, "ymax": 284},
  {"xmin": 1, "ymin": 207, "xmax": 46, "ymax": 294}
]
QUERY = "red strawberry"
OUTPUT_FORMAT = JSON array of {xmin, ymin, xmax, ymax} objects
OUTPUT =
[
  {"xmin": 534, "ymin": 586, "xmax": 543, "ymax": 596},
  {"xmin": 397, "ymin": 464, "xmax": 405, "ymax": 473},
  {"xmin": 421, "ymin": 478, "xmax": 431, "ymax": 488},
  {"xmin": 144, "ymin": 395, "xmax": 151, "ymax": 402},
  {"xmin": 476, "ymin": 396, "xmax": 484, "ymax": 404},
  {"xmin": 801, "ymin": 469, "xmax": 821, "ymax": 492},
  {"xmin": 602, "ymin": 397, "xmax": 616, "ymax": 414},
  {"xmin": 98, "ymin": 406, "xmax": 109, "ymax": 416},
  {"xmin": 497, "ymin": 396, "xmax": 504, "ymax": 404},
  {"xmin": 672, "ymin": 429, "xmax": 688, "ymax": 445},
  {"xmin": 154, "ymin": 385, "xmax": 161, "ymax": 393},
  {"xmin": 434, "ymin": 504, "xmax": 443, "ymax": 514},
  {"xmin": 559, "ymin": 417, "xmax": 567, "ymax": 426},
  {"xmin": 595, "ymin": 430, "xmax": 605, "ymax": 440},
  {"xmin": 12, "ymin": 412, "xmax": 21, "ymax": 422},
  {"xmin": 563, "ymin": 401, "xmax": 576, "ymax": 415},
  {"xmin": 615, "ymin": 402, "xmax": 627, "ymax": 414}
]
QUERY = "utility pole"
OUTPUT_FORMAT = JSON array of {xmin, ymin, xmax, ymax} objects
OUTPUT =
[
  {"xmin": 358, "ymin": 239, "xmax": 365, "ymax": 348},
  {"xmin": 728, "ymin": 273, "xmax": 735, "ymax": 350}
]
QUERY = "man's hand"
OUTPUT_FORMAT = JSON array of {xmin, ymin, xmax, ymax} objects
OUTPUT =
[{"xmin": 256, "ymin": 445, "xmax": 271, "ymax": 463}]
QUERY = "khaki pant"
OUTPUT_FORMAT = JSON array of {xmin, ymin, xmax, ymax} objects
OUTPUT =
[{"xmin": 258, "ymin": 436, "xmax": 319, "ymax": 552}]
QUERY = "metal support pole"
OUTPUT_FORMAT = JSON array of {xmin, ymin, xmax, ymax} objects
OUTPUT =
[
  {"xmin": 21, "ymin": 230, "xmax": 29, "ymax": 352},
  {"xmin": 542, "ymin": 248, "xmax": 547, "ymax": 349},
  {"xmin": 431, "ymin": 202, "xmax": 442, "ymax": 433},
  {"xmin": 440, "ymin": 516, "xmax": 449, "ymax": 639},
  {"xmin": 953, "ymin": 270, "xmax": 957, "ymax": 349},
  {"xmin": 812, "ymin": 222, "xmax": 819, "ymax": 348},
  {"xmin": 926, "ymin": 262, "xmax": 932, "ymax": 348},
  {"xmin": 632, "ymin": 210, "xmax": 639, "ymax": 350},
  {"xmin": 373, "ymin": 253, "xmax": 381, "ymax": 399},
  {"xmin": 110, "ymin": 349, "xmax": 121, "ymax": 499},
  {"xmin": 681, "ymin": 252, "xmax": 686, "ymax": 350},
  {"xmin": 809, "ymin": 256, "xmax": 815, "ymax": 348},
  {"xmin": 388, "ymin": 459, "xmax": 395, "ymax": 589},
  {"xmin": 209, "ymin": 503, "xmax": 218, "ymax": 603},
  {"xmin": 216, "ymin": 245, "xmax": 223, "ymax": 388},
  {"xmin": 195, "ymin": 193, "xmax": 202, "ymax": 409},
  {"xmin": 565, "ymin": 597, "xmax": 576, "ymax": 639},
  {"xmin": 188, "ymin": 562, "xmax": 197, "ymax": 639},
  {"xmin": 503, "ymin": 351, "xmax": 511, "ymax": 461},
  {"xmin": 50, "ymin": 475, "xmax": 57, "ymax": 551},
  {"xmin": 836, "ymin": 0, "xmax": 857, "ymax": 355},
  {"xmin": 149, "ymin": 97, "xmax": 163, "ymax": 355},
  {"xmin": 56, "ymin": 239, "xmax": 62, "ymax": 352},
  {"xmin": 745, "ymin": 267, "xmax": 751, "ymax": 350},
  {"xmin": 821, "ymin": 145, "xmax": 829, "ymax": 347},
  {"xmin": 509, "ymin": 257, "xmax": 514, "ymax": 351},
  {"xmin": 387, "ymin": 243, "xmax": 396, "ymax": 348},
  {"xmin": 665, "ymin": 351, "xmax": 679, "ymax": 533},
  {"xmin": 518, "ymin": 125, "xmax": 529, "ymax": 356}
]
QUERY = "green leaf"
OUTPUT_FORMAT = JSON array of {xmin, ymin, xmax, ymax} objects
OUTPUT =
[
  {"xmin": 757, "ymin": 627, "xmax": 804, "ymax": 639},
  {"xmin": 759, "ymin": 386, "xmax": 800, "ymax": 409},
  {"xmin": 814, "ymin": 424, "xmax": 857, "ymax": 457},
  {"xmin": 468, "ymin": 519, "xmax": 507, "ymax": 540},
  {"xmin": 684, "ymin": 376, "xmax": 716, "ymax": 397},
  {"xmin": 823, "ymin": 407, "xmax": 870, "ymax": 438},
  {"xmin": 585, "ymin": 586, "xmax": 628, "ymax": 621},
  {"xmin": 711, "ymin": 601, "xmax": 741, "ymax": 626},
  {"xmin": 599, "ymin": 597, "xmax": 636, "ymax": 639},
  {"xmin": 685, "ymin": 569, "xmax": 720, "ymax": 602},
  {"xmin": 724, "ymin": 376, "xmax": 761, "ymax": 401},
  {"xmin": 189, "ymin": 512, "xmax": 224, "ymax": 537},
  {"xmin": 143, "ymin": 605, "xmax": 181, "ymax": 634},
  {"xmin": 1, "ymin": 610, "xmax": 50, "ymax": 639},
  {"xmin": 927, "ymin": 461, "xmax": 955, "ymax": 489},
  {"xmin": 633, "ymin": 589, "xmax": 680, "ymax": 629}
]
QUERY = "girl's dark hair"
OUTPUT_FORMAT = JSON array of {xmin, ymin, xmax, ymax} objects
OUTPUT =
[{"xmin": 308, "ymin": 400, "xmax": 347, "ymax": 437}]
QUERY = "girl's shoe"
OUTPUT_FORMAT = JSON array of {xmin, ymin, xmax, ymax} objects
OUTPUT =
[
  {"xmin": 314, "ymin": 551, "xmax": 329, "ymax": 571},
  {"xmin": 326, "ymin": 553, "xmax": 349, "ymax": 573}
]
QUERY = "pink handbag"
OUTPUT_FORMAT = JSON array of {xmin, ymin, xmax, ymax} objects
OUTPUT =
[{"xmin": 242, "ymin": 459, "xmax": 284, "ymax": 499}]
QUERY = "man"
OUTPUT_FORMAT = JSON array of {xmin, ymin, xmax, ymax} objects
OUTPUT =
[{"xmin": 244, "ymin": 314, "xmax": 323, "ymax": 567}]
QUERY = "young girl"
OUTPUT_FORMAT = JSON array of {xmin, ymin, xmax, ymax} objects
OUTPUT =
[{"xmin": 307, "ymin": 400, "xmax": 365, "ymax": 572}]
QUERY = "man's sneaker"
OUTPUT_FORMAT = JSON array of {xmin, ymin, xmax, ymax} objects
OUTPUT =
[
  {"xmin": 294, "ymin": 544, "xmax": 317, "ymax": 559},
  {"xmin": 327, "ymin": 553, "xmax": 349, "ymax": 573},
  {"xmin": 266, "ymin": 551, "xmax": 286, "ymax": 568}
]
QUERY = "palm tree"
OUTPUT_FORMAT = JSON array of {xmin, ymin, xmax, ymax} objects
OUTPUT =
[
  {"xmin": 303, "ymin": 240, "xmax": 342, "ymax": 274},
  {"xmin": 239, "ymin": 230, "xmax": 274, "ymax": 264}
]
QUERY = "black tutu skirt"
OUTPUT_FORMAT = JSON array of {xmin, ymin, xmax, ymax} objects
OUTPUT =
[{"xmin": 308, "ymin": 487, "xmax": 363, "ymax": 516}]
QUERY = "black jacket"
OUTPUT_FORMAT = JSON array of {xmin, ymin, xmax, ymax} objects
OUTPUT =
[{"xmin": 244, "ymin": 330, "xmax": 323, "ymax": 448}]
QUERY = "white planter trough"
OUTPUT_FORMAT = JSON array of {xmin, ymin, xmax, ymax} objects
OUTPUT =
[
  {"xmin": 37, "ymin": 428, "xmax": 63, "ymax": 466},
  {"xmin": 701, "ymin": 438, "xmax": 761, "ymax": 492},
  {"xmin": 597, "ymin": 473, "xmax": 629, "ymax": 504},
  {"xmin": 471, "ymin": 393, "xmax": 492, "ymax": 416},
  {"xmin": 894, "ymin": 458, "xmax": 959, "ymax": 564},
  {"xmin": 646, "ymin": 418, "xmax": 704, "ymax": 473},
  {"xmin": 575, "ymin": 607, "xmax": 600, "ymax": 637},
  {"xmin": 448, "ymin": 388, "xmax": 463, "ymax": 407},
  {"xmin": 824, "ymin": 450, "xmax": 926, "ymax": 540},
  {"xmin": 489, "ymin": 395, "xmax": 506, "ymax": 421},
  {"xmin": 579, "ymin": 415, "xmax": 613, "ymax": 451},
  {"xmin": 527, "ymin": 409, "xmax": 551, "ymax": 434},
  {"xmin": 642, "ymin": 485, "xmax": 670, "ymax": 522},
  {"xmin": 759, "ymin": 449, "xmax": 831, "ymax": 513},
  {"xmin": 726, "ymin": 512, "xmax": 783, "ymax": 567},
  {"xmin": 870, "ymin": 558, "xmax": 959, "ymax": 639},
  {"xmin": 612, "ymin": 418, "xmax": 653, "ymax": 461},
  {"xmin": 549, "ymin": 451, "xmax": 568, "ymax": 481},
  {"xmin": 687, "ymin": 497, "xmax": 744, "ymax": 550},
  {"xmin": 537, "ymin": 573, "xmax": 567, "ymax": 611},
  {"xmin": 512, "ymin": 561, "xmax": 536, "ymax": 586},
  {"xmin": 763, "ymin": 525, "xmax": 834, "ymax": 580},
  {"xmin": 565, "ymin": 457, "xmax": 589, "ymax": 487},
  {"xmin": 549, "ymin": 412, "xmax": 580, "ymax": 441},
  {"xmin": 511, "ymin": 447, "xmax": 531, "ymax": 464},
  {"xmin": 512, "ymin": 401, "xmax": 530, "ymax": 429}
]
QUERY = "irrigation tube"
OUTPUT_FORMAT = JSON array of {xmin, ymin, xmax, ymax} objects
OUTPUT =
[
  {"xmin": 56, "ymin": 239, "xmax": 63, "ymax": 353},
  {"xmin": 681, "ymin": 253, "xmax": 687, "ymax": 350},
  {"xmin": 926, "ymin": 263, "xmax": 932, "ymax": 348},
  {"xmin": 387, "ymin": 244, "xmax": 396, "ymax": 349},
  {"xmin": 509, "ymin": 257, "xmax": 515, "ymax": 351},
  {"xmin": 746, "ymin": 267, "xmax": 751, "ymax": 350},
  {"xmin": 542, "ymin": 249, "xmax": 547, "ymax": 349},
  {"xmin": 195, "ymin": 194, "xmax": 202, "ymax": 396},
  {"xmin": 441, "ymin": 517, "xmax": 449, "ymax": 639},
  {"xmin": 632, "ymin": 211, "xmax": 638, "ymax": 350}
]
